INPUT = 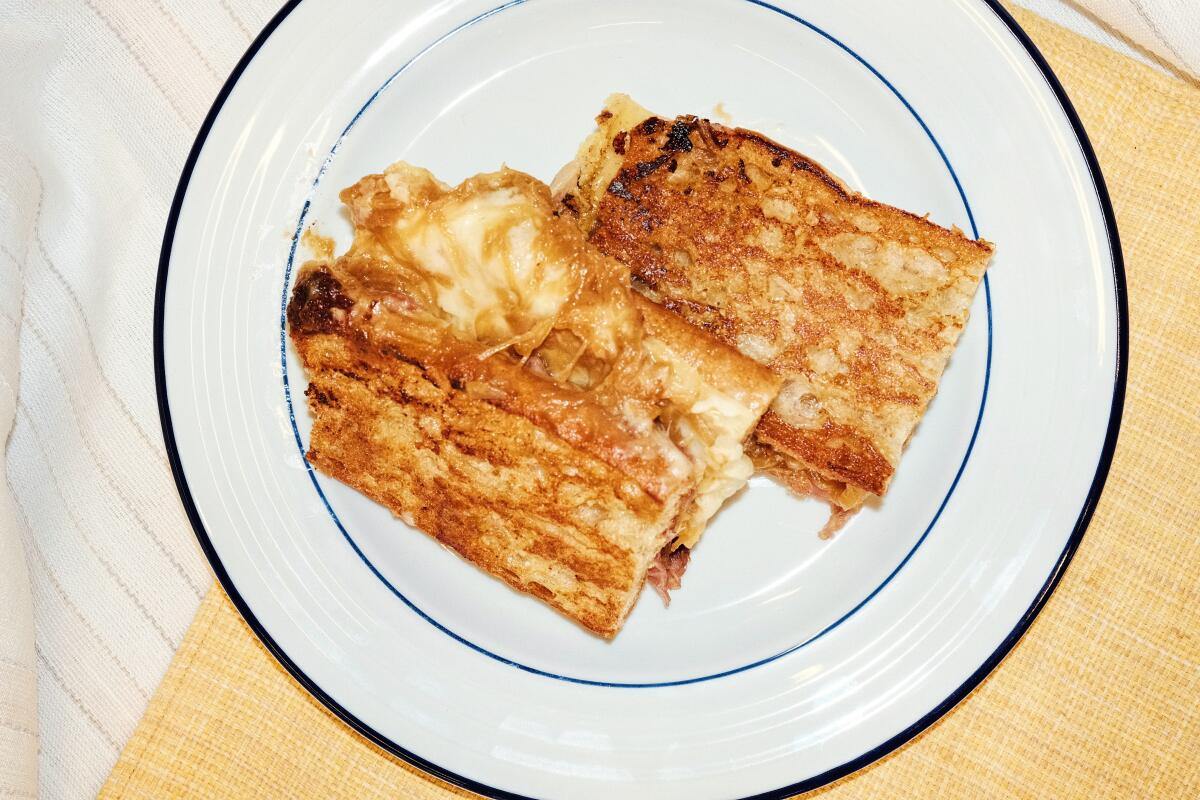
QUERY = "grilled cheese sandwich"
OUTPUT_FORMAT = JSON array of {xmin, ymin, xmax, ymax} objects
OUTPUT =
[{"xmin": 288, "ymin": 163, "xmax": 779, "ymax": 636}]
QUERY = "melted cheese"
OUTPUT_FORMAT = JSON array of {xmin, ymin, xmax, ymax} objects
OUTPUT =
[
  {"xmin": 378, "ymin": 166, "xmax": 579, "ymax": 344},
  {"xmin": 643, "ymin": 336, "xmax": 760, "ymax": 548}
]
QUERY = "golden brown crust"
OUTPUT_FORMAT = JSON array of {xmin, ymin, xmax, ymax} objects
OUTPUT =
[
  {"xmin": 565, "ymin": 95, "xmax": 994, "ymax": 505},
  {"xmin": 293, "ymin": 327, "xmax": 680, "ymax": 638},
  {"xmin": 754, "ymin": 412, "xmax": 890, "ymax": 498}
]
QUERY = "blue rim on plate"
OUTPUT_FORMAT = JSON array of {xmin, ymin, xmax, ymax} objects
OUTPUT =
[
  {"xmin": 155, "ymin": 1, "xmax": 1127, "ymax": 797},
  {"xmin": 277, "ymin": 0, "xmax": 996, "ymax": 689}
]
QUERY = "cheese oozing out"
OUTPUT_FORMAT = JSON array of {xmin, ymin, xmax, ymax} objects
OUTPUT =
[{"xmin": 642, "ymin": 336, "xmax": 759, "ymax": 548}]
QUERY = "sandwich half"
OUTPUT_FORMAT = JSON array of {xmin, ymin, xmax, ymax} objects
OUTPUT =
[
  {"xmin": 287, "ymin": 163, "xmax": 779, "ymax": 637},
  {"xmin": 557, "ymin": 95, "xmax": 993, "ymax": 528}
]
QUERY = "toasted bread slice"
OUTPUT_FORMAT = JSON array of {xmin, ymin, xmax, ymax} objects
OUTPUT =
[
  {"xmin": 560, "ymin": 94, "xmax": 993, "ymax": 509},
  {"xmin": 289, "ymin": 312, "xmax": 686, "ymax": 638},
  {"xmin": 287, "ymin": 164, "xmax": 777, "ymax": 636}
]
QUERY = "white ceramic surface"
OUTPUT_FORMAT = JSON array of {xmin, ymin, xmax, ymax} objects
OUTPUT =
[{"xmin": 157, "ymin": 1, "xmax": 1124, "ymax": 797}]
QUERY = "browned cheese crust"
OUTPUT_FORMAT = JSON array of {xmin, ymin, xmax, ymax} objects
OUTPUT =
[{"xmin": 563, "ymin": 96, "xmax": 993, "ymax": 507}]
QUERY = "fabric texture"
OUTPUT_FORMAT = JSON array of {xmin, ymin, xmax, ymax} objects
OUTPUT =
[
  {"xmin": 1070, "ymin": 0, "xmax": 1200, "ymax": 77},
  {"xmin": 0, "ymin": 2, "xmax": 1197, "ymax": 799},
  {"xmin": 0, "ymin": 257, "xmax": 35, "ymax": 799},
  {"xmin": 1020, "ymin": 0, "xmax": 1173, "ymax": 73},
  {"xmin": 98, "ymin": 6, "xmax": 1200, "ymax": 800},
  {"xmin": 0, "ymin": 2, "xmax": 274, "ymax": 797}
]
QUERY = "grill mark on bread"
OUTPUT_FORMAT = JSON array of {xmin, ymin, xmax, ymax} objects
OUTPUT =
[
  {"xmin": 662, "ymin": 119, "xmax": 694, "ymax": 152},
  {"xmin": 634, "ymin": 155, "xmax": 671, "ymax": 178},
  {"xmin": 305, "ymin": 384, "xmax": 337, "ymax": 407}
]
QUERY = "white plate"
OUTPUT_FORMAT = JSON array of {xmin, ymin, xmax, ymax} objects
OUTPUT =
[{"xmin": 156, "ymin": 1, "xmax": 1126, "ymax": 797}]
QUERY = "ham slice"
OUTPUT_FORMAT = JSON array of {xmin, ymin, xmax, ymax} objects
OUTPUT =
[{"xmin": 646, "ymin": 546, "xmax": 691, "ymax": 605}]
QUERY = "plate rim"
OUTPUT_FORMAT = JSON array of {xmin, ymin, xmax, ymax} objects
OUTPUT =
[{"xmin": 153, "ymin": 1, "xmax": 1128, "ymax": 797}]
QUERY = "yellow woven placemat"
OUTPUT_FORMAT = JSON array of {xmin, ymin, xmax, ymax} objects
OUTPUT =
[{"xmin": 101, "ymin": 7, "xmax": 1200, "ymax": 799}]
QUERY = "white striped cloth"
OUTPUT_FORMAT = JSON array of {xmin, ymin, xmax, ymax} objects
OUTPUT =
[
  {"xmin": 0, "ymin": 2, "xmax": 271, "ymax": 797},
  {"xmin": 0, "ymin": 1, "xmax": 1192, "ymax": 798}
]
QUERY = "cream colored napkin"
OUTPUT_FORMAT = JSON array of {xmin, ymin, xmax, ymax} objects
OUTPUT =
[
  {"xmin": 0, "ymin": 1, "xmax": 1194, "ymax": 799},
  {"xmin": 0, "ymin": 252, "xmax": 35, "ymax": 800},
  {"xmin": 0, "ymin": 2, "xmax": 273, "ymax": 797}
]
